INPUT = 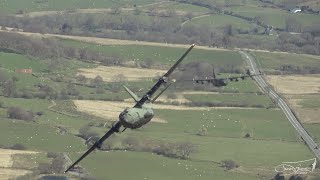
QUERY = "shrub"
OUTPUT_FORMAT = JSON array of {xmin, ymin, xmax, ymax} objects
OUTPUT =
[
  {"xmin": 221, "ymin": 160, "xmax": 239, "ymax": 170},
  {"xmin": 244, "ymin": 133, "xmax": 250, "ymax": 138},
  {"xmin": 10, "ymin": 143, "xmax": 27, "ymax": 150},
  {"xmin": 38, "ymin": 163, "xmax": 52, "ymax": 174},
  {"xmin": 47, "ymin": 152, "xmax": 60, "ymax": 158},
  {"xmin": 51, "ymin": 155, "xmax": 65, "ymax": 173},
  {"xmin": 7, "ymin": 107, "xmax": 35, "ymax": 121},
  {"xmin": 197, "ymin": 127, "xmax": 208, "ymax": 136}
]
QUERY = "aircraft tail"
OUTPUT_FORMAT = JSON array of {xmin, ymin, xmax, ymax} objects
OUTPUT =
[{"xmin": 123, "ymin": 85, "xmax": 139, "ymax": 102}]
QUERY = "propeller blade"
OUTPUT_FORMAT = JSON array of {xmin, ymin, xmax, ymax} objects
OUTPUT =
[{"xmin": 65, "ymin": 122, "xmax": 122, "ymax": 173}]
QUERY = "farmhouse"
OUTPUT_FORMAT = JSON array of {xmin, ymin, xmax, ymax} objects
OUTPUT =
[{"xmin": 290, "ymin": 8, "xmax": 302, "ymax": 13}]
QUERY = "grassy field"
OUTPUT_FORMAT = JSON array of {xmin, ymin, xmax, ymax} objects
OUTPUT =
[
  {"xmin": 298, "ymin": 96, "xmax": 320, "ymax": 109},
  {"xmin": 145, "ymin": 108, "xmax": 299, "ymax": 142},
  {"xmin": 251, "ymin": 51, "xmax": 320, "ymax": 70},
  {"xmin": 62, "ymin": 39, "xmax": 244, "ymax": 66},
  {"xmin": 0, "ymin": 42, "xmax": 318, "ymax": 179},
  {"xmin": 228, "ymin": 6, "xmax": 320, "ymax": 28},
  {"xmin": 0, "ymin": 0, "xmax": 160, "ymax": 14},
  {"xmin": 185, "ymin": 14, "xmax": 260, "ymax": 31},
  {"xmin": 185, "ymin": 93, "xmax": 272, "ymax": 107},
  {"xmin": 70, "ymin": 151, "xmax": 260, "ymax": 180}
]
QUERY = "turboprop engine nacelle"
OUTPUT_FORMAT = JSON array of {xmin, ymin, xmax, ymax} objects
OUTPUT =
[{"xmin": 119, "ymin": 107, "xmax": 154, "ymax": 129}]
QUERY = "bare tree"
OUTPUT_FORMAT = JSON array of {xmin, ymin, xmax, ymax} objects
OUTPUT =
[
  {"xmin": 91, "ymin": 75, "xmax": 103, "ymax": 87},
  {"xmin": 176, "ymin": 142, "xmax": 196, "ymax": 159}
]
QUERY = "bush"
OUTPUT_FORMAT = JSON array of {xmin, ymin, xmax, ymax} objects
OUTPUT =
[
  {"xmin": 47, "ymin": 152, "xmax": 60, "ymax": 158},
  {"xmin": 38, "ymin": 163, "xmax": 52, "ymax": 174},
  {"xmin": 51, "ymin": 155, "xmax": 65, "ymax": 173},
  {"xmin": 10, "ymin": 143, "xmax": 27, "ymax": 150},
  {"xmin": 197, "ymin": 127, "xmax": 208, "ymax": 136},
  {"xmin": 167, "ymin": 93, "xmax": 178, "ymax": 99},
  {"xmin": 7, "ymin": 107, "xmax": 35, "ymax": 121},
  {"xmin": 221, "ymin": 160, "xmax": 239, "ymax": 170},
  {"xmin": 244, "ymin": 133, "xmax": 250, "ymax": 138}
]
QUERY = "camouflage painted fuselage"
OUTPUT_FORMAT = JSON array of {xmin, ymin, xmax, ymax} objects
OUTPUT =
[{"xmin": 119, "ymin": 104, "xmax": 154, "ymax": 129}]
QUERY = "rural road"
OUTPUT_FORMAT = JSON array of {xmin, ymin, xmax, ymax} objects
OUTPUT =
[{"xmin": 240, "ymin": 51, "xmax": 320, "ymax": 161}]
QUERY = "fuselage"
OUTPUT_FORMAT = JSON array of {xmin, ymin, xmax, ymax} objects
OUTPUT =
[
  {"xmin": 119, "ymin": 104, "xmax": 154, "ymax": 129},
  {"xmin": 212, "ymin": 78, "xmax": 228, "ymax": 87}
]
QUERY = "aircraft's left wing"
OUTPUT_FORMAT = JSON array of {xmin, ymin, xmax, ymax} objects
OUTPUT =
[{"xmin": 65, "ymin": 122, "xmax": 122, "ymax": 173}]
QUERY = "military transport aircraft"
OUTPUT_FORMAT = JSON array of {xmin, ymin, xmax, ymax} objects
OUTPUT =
[
  {"xmin": 190, "ymin": 69, "xmax": 262, "ymax": 87},
  {"xmin": 64, "ymin": 44, "xmax": 195, "ymax": 173}
]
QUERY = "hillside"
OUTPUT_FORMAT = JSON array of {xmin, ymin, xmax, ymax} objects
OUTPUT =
[{"xmin": 0, "ymin": 1, "xmax": 319, "ymax": 179}]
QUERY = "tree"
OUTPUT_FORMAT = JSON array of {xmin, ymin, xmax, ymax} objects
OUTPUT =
[
  {"xmin": 60, "ymin": 23, "xmax": 72, "ymax": 33},
  {"xmin": 221, "ymin": 160, "xmax": 239, "ymax": 170},
  {"xmin": 176, "ymin": 142, "xmax": 196, "ymax": 159},
  {"xmin": 3, "ymin": 80, "xmax": 16, "ymax": 97},
  {"xmin": 244, "ymin": 133, "xmax": 251, "ymax": 138},
  {"xmin": 285, "ymin": 18, "xmax": 302, "ymax": 33},
  {"xmin": 76, "ymin": 74, "xmax": 87, "ymax": 84},
  {"xmin": 224, "ymin": 24, "xmax": 233, "ymax": 36},
  {"xmin": 51, "ymin": 155, "xmax": 66, "ymax": 173},
  {"xmin": 7, "ymin": 107, "xmax": 35, "ymax": 121},
  {"xmin": 91, "ymin": 75, "xmax": 103, "ymax": 87},
  {"xmin": 110, "ymin": 6, "xmax": 121, "ymax": 15},
  {"xmin": 197, "ymin": 127, "xmax": 208, "ymax": 136}
]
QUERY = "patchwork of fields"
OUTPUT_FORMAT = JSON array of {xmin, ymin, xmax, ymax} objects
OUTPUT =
[
  {"xmin": 0, "ymin": 0, "xmax": 319, "ymax": 179},
  {"xmin": 0, "ymin": 47, "xmax": 316, "ymax": 180}
]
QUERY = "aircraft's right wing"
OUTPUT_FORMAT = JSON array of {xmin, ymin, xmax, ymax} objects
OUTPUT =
[{"xmin": 134, "ymin": 44, "xmax": 195, "ymax": 108}]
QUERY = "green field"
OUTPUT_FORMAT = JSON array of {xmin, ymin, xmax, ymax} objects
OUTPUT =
[
  {"xmin": 0, "ymin": 0, "xmax": 160, "ymax": 14},
  {"xmin": 251, "ymin": 51, "xmax": 320, "ymax": 70},
  {"xmin": 147, "ymin": 108, "xmax": 299, "ymax": 142},
  {"xmin": 185, "ymin": 14, "xmax": 259, "ymax": 31},
  {"xmin": 0, "ymin": 42, "xmax": 318, "ymax": 179},
  {"xmin": 70, "ymin": 151, "xmax": 259, "ymax": 180},
  {"xmin": 62, "ymin": 40, "xmax": 244, "ymax": 66},
  {"xmin": 298, "ymin": 96, "xmax": 320, "ymax": 109},
  {"xmin": 228, "ymin": 6, "xmax": 320, "ymax": 29},
  {"xmin": 185, "ymin": 93, "xmax": 272, "ymax": 107}
]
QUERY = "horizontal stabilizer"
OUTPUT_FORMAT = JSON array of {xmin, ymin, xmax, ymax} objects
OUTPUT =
[{"xmin": 123, "ymin": 85, "xmax": 139, "ymax": 102}]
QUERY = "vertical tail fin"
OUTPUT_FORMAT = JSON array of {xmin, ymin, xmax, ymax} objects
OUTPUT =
[{"xmin": 123, "ymin": 85, "xmax": 139, "ymax": 102}]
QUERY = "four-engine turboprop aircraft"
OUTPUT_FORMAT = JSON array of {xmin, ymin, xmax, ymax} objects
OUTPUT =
[
  {"xmin": 191, "ymin": 69, "xmax": 262, "ymax": 87},
  {"xmin": 65, "ymin": 44, "xmax": 195, "ymax": 173}
]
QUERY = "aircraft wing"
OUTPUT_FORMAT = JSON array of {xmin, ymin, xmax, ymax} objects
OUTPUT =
[
  {"xmin": 227, "ymin": 74, "xmax": 261, "ymax": 81},
  {"xmin": 134, "ymin": 44, "xmax": 195, "ymax": 107},
  {"xmin": 65, "ymin": 122, "xmax": 122, "ymax": 173},
  {"xmin": 190, "ymin": 78, "xmax": 212, "ymax": 84}
]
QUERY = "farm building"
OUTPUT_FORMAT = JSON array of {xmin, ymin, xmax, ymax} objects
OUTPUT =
[{"xmin": 15, "ymin": 69, "xmax": 32, "ymax": 74}]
